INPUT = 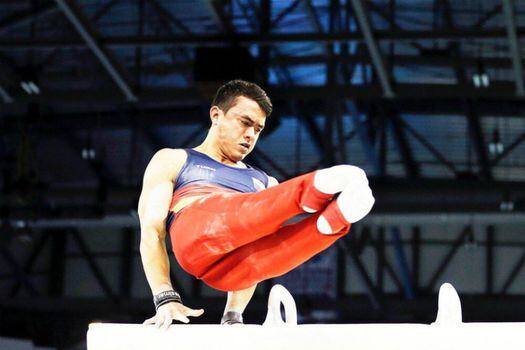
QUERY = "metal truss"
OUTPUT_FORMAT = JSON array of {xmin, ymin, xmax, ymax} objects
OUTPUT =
[
  {"xmin": 1, "ymin": 110, "xmax": 525, "ymax": 218},
  {"xmin": 336, "ymin": 222, "xmax": 525, "ymax": 301},
  {"xmin": 2, "ymin": 26, "xmax": 525, "ymax": 49},
  {"xmin": 0, "ymin": 1, "xmax": 59, "ymax": 36},
  {"xmin": 502, "ymin": 0, "xmax": 525, "ymax": 96},
  {"xmin": 0, "ymin": 84, "xmax": 13, "ymax": 103},
  {"xmin": 4, "ymin": 216, "xmax": 525, "ymax": 300},
  {"xmin": 349, "ymin": 0, "xmax": 394, "ymax": 98},
  {"xmin": 55, "ymin": 0, "xmax": 137, "ymax": 102}
]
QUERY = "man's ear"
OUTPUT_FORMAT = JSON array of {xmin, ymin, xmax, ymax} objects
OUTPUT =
[{"xmin": 210, "ymin": 106, "xmax": 221, "ymax": 126}]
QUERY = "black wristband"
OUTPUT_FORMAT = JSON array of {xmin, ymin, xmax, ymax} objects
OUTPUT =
[{"xmin": 153, "ymin": 290, "xmax": 182, "ymax": 310}]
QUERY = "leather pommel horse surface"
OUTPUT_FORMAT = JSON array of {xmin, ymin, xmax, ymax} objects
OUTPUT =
[{"xmin": 87, "ymin": 284, "xmax": 525, "ymax": 350}]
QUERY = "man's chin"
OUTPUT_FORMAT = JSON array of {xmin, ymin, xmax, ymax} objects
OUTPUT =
[
  {"xmin": 241, "ymin": 149, "xmax": 252, "ymax": 159},
  {"xmin": 237, "ymin": 148, "xmax": 251, "ymax": 159},
  {"xmin": 231, "ymin": 153, "xmax": 244, "ymax": 162}
]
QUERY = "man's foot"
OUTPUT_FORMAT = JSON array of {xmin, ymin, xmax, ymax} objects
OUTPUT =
[
  {"xmin": 314, "ymin": 165, "xmax": 368, "ymax": 194},
  {"xmin": 220, "ymin": 311, "xmax": 244, "ymax": 325},
  {"xmin": 317, "ymin": 177, "xmax": 375, "ymax": 234},
  {"xmin": 302, "ymin": 165, "xmax": 369, "ymax": 213}
]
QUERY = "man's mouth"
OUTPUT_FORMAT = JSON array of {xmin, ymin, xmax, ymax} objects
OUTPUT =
[{"xmin": 240, "ymin": 143, "xmax": 250, "ymax": 151}]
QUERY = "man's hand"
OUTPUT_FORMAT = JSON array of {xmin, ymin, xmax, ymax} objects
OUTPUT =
[{"xmin": 143, "ymin": 302, "xmax": 204, "ymax": 330}]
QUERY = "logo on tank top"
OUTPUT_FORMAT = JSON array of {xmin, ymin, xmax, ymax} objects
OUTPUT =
[
  {"xmin": 252, "ymin": 177, "xmax": 266, "ymax": 192},
  {"xmin": 196, "ymin": 164, "xmax": 216, "ymax": 172}
]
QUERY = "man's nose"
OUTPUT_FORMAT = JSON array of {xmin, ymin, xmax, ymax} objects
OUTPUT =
[{"xmin": 244, "ymin": 127, "xmax": 255, "ymax": 139}]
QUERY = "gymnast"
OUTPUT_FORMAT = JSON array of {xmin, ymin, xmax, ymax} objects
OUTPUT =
[{"xmin": 138, "ymin": 80, "xmax": 375, "ymax": 328}]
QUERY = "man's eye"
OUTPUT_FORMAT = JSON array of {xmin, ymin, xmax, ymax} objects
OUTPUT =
[{"xmin": 241, "ymin": 120, "xmax": 250, "ymax": 126}]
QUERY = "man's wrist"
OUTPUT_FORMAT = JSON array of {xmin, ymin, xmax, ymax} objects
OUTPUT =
[
  {"xmin": 153, "ymin": 290, "xmax": 182, "ymax": 310},
  {"xmin": 152, "ymin": 284, "xmax": 174, "ymax": 295}
]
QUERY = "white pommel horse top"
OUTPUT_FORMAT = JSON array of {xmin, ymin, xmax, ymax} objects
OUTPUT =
[{"xmin": 87, "ymin": 283, "xmax": 525, "ymax": 350}]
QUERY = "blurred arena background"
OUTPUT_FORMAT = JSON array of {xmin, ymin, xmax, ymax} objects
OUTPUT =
[{"xmin": 1, "ymin": 0, "xmax": 525, "ymax": 349}]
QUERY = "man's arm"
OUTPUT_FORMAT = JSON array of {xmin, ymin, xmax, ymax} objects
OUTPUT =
[
  {"xmin": 138, "ymin": 148, "xmax": 203, "ymax": 328},
  {"xmin": 138, "ymin": 148, "xmax": 180, "ymax": 294}
]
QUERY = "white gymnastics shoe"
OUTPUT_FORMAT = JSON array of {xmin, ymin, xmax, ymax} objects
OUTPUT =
[
  {"xmin": 304, "ymin": 165, "xmax": 369, "ymax": 213},
  {"xmin": 313, "ymin": 165, "xmax": 369, "ymax": 195},
  {"xmin": 317, "ymin": 181, "xmax": 375, "ymax": 234}
]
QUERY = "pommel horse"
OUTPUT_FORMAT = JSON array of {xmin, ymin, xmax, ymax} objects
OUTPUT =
[{"xmin": 87, "ymin": 283, "xmax": 525, "ymax": 350}]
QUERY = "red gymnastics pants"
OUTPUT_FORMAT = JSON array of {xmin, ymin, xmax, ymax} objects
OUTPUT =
[{"xmin": 169, "ymin": 171, "xmax": 351, "ymax": 291}]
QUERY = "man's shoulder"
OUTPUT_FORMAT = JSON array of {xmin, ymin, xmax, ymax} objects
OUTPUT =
[
  {"xmin": 153, "ymin": 148, "xmax": 188, "ymax": 162},
  {"xmin": 150, "ymin": 148, "xmax": 188, "ymax": 177}
]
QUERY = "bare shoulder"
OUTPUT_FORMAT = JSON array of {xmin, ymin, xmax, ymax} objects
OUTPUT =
[
  {"xmin": 152, "ymin": 148, "xmax": 187, "ymax": 164},
  {"xmin": 146, "ymin": 148, "xmax": 188, "ymax": 181}
]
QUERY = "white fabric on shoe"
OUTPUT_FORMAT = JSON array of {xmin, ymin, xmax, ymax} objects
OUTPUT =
[
  {"xmin": 302, "ymin": 206, "xmax": 318, "ymax": 213},
  {"xmin": 316, "ymin": 181, "xmax": 375, "ymax": 234},
  {"xmin": 316, "ymin": 215, "xmax": 333, "ymax": 234},
  {"xmin": 313, "ymin": 165, "xmax": 369, "ymax": 195},
  {"xmin": 337, "ymin": 184, "xmax": 375, "ymax": 224}
]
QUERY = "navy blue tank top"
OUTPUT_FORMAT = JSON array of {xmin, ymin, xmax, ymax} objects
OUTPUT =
[
  {"xmin": 166, "ymin": 149, "xmax": 269, "ymax": 229},
  {"xmin": 174, "ymin": 148, "xmax": 269, "ymax": 192}
]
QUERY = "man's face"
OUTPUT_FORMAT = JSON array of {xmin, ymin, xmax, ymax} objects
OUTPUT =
[{"xmin": 212, "ymin": 96, "xmax": 266, "ymax": 162}]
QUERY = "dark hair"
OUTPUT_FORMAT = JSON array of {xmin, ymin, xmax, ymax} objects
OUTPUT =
[{"xmin": 212, "ymin": 80, "xmax": 272, "ymax": 117}]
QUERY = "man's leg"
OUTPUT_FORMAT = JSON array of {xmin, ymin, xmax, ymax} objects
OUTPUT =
[
  {"xmin": 171, "ymin": 166, "xmax": 370, "ymax": 281},
  {"xmin": 200, "ymin": 211, "xmax": 350, "ymax": 291},
  {"xmin": 171, "ymin": 171, "xmax": 331, "ymax": 276}
]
